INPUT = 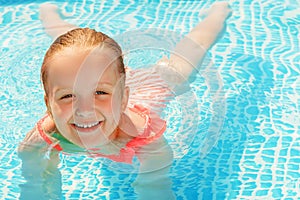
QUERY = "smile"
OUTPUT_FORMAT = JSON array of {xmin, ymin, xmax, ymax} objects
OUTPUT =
[
  {"xmin": 71, "ymin": 121, "xmax": 102, "ymax": 133},
  {"xmin": 73, "ymin": 121, "xmax": 101, "ymax": 129}
]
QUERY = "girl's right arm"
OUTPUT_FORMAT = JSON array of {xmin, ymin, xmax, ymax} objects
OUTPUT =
[{"xmin": 18, "ymin": 118, "xmax": 62, "ymax": 199}]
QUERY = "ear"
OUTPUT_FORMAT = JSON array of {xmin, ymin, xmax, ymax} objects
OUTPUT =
[
  {"xmin": 44, "ymin": 95, "xmax": 52, "ymax": 118},
  {"xmin": 121, "ymin": 86, "xmax": 130, "ymax": 112}
]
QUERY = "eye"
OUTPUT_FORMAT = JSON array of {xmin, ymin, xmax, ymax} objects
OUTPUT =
[
  {"xmin": 95, "ymin": 90, "xmax": 108, "ymax": 95},
  {"xmin": 60, "ymin": 94, "xmax": 73, "ymax": 99}
]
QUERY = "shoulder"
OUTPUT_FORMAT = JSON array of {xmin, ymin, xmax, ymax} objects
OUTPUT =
[
  {"xmin": 18, "ymin": 126, "xmax": 48, "ymax": 153},
  {"xmin": 126, "ymin": 105, "xmax": 169, "ymax": 153},
  {"xmin": 126, "ymin": 104, "xmax": 166, "ymax": 138}
]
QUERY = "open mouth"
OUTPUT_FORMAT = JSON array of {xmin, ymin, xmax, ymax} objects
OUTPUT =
[{"xmin": 71, "ymin": 121, "xmax": 102, "ymax": 132}]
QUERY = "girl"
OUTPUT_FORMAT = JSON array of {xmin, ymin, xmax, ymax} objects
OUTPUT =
[{"xmin": 18, "ymin": 2, "xmax": 231, "ymax": 199}]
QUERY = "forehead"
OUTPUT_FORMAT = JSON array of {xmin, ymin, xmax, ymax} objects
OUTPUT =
[{"xmin": 46, "ymin": 48, "xmax": 121, "ymax": 91}]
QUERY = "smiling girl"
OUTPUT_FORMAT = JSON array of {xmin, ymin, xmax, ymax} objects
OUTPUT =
[{"xmin": 18, "ymin": 2, "xmax": 231, "ymax": 199}]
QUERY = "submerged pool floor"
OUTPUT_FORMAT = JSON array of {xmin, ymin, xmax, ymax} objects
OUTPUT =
[{"xmin": 0, "ymin": 0, "xmax": 299, "ymax": 199}]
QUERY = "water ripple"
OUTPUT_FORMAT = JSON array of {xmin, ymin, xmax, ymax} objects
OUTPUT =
[{"xmin": 0, "ymin": 0, "xmax": 299, "ymax": 199}]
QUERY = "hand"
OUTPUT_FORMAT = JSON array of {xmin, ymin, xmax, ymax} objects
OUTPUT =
[
  {"xmin": 39, "ymin": 3, "xmax": 59, "ymax": 22},
  {"xmin": 209, "ymin": 2, "xmax": 232, "ymax": 19}
]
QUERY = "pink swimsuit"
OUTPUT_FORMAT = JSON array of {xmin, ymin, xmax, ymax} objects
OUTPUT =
[{"xmin": 37, "ymin": 105, "xmax": 167, "ymax": 164}]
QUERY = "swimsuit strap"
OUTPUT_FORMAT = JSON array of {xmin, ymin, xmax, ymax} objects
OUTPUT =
[
  {"xmin": 126, "ymin": 104, "xmax": 166, "ymax": 149},
  {"xmin": 89, "ymin": 105, "xmax": 166, "ymax": 164},
  {"xmin": 36, "ymin": 115, "xmax": 63, "ymax": 151},
  {"xmin": 128, "ymin": 104, "xmax": 151, "ymax": 136}
]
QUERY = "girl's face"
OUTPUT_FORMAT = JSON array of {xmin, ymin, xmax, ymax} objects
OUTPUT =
[{"xmin": 45, "ymin": 47, "xmax": 129, "ymax": 149}]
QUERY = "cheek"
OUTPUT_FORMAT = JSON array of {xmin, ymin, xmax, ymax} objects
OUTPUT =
[
  {"xmin": 49, "ymin": 101, "xmax": 72, "ymax": 123},
  {"xmin": 97, "ymin": 96, "xmax": 121, "ymax": 119},
  {"xmin": 111, "ymin": 89, "xmax": 123, "ymax": 113},
  {"xmin": 98, "ymin": 89, "xmax": 123, "ymax": 123}
]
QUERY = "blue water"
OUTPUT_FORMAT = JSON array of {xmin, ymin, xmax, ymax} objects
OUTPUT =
[{"xmin": 0, "ymin": 0, "xmax": 299, "ymax": 199}]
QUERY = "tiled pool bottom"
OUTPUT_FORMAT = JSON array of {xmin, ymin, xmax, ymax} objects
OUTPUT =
[
  {"xmin": 1, "ymin": 0, "xmax": 300, "ymax": 199},
  {"xmin": 1, "ymin": 108, "xmax": 299, "ymax": 200}
]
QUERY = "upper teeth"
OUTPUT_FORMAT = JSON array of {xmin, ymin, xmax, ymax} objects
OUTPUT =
[{"xmin": 75, "ymin": 122, "xmax": 99, "ymax": 128}]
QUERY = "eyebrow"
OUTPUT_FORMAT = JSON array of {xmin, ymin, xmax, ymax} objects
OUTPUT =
[
  {"xmin": 53, "ymin": 82, "xmax": 114, "ymax": 93},
  {"xmin": 97, "ymin": 82, "xmax": 114, "ymax": 87},
  {"xmin": 53, "ymin": 88, "xmax": 72, "ymax": 95}
]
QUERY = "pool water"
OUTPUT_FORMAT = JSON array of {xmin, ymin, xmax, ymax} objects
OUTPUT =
[{"xmin": 0, "ymin": 0, "xmax": 299, "ymax": 199}]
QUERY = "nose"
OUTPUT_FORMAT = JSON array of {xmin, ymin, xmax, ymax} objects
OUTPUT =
[{"xmin": 73, "ymin": 97, "xmax": 95, "ymax": 118}]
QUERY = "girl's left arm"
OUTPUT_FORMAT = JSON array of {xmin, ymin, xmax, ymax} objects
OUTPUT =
[
  {"xmin": 133, "ymin": 137, "xmax": 175, "ymax": 200},
  {"xmin": 158, "ymin": 2, "xmax": 232, "ymax": 86}
]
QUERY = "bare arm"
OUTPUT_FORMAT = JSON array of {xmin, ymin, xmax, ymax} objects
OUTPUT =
[
  {"xmin": 133, "ymin": 137, "xmax": 175, "ymax": 199},
  {"xmin": 39, "ymin": 3, "xmax": 77, "ymax": 39},
  {"xmin": 161, "ymin": 2, "xmax": 232, "ymax": 84},
  {"xmin": 18, "ymin": 118, "xmax": 62, "ymax": 199}
]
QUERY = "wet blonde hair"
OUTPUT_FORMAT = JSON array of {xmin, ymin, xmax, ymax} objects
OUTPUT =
[{"xmin": 41, "ymin": 28, "xmax": 125, "ymax": 96}]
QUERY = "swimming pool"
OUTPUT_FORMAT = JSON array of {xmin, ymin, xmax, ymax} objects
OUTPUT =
[{"xmin": 0, "ymin": 0, "xmax": 299, "ymax": 199}]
